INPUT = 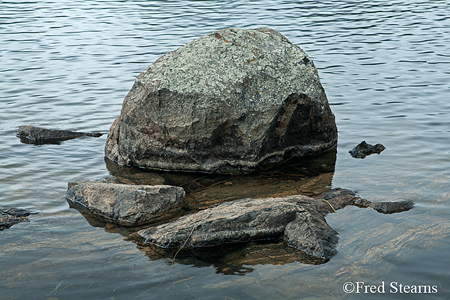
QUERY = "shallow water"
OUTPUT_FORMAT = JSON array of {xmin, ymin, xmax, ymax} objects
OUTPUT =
[{"xmin": 1, "ymin": 0, "xmax": 450, "ymax": 299}]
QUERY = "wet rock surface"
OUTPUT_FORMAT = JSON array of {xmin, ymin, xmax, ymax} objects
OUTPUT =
[
  {"xmin": 315, "ymin": 188, "xmax": 414, "ymax": 214},
  {"xmin": 0, "ymin": 208, "xmax": 32, "ymax": 231},
  {"xmin": 134, "ymin": 187, "xmax": 414, "ymax": 261},
  {"xmin": 68, "ymin": 149, "xmax": 413, "ymax": 263},
  {"xmin": 137, "ymin": 194, "xmax": 339, "ymax": 260},
  {"xmin": 105, "ymin": 27, "xmax": 337, "ymax": 174},
  {"xmin": 369, "ymin": 200, "xmax": 415, "ymax": 214},
  {"xmin": 65, "ymin": 180, "xmax": 185, "ymax": 226},
  {"xmin": 349, "ymin": 141, "xmax": 385, "ymax": 158},
  {"xmin": 16, "ymin": 125, "xmax": 102, "ymax": 144}
]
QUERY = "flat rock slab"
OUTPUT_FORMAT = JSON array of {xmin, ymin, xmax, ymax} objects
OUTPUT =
[
  {"xmin": 137, "ymin": 188, "xmax": 414, "ymax": 260},
  {"xmin": 17, "ymin": 126, "xmax": 102, "ymax": 144},
  {"xmin": 65, "ymin": 181, "xmax": 185, "ymax": 226},
  {"xmin": 138, "ymin": 195, "xmax": 339, "ymax": 260}
]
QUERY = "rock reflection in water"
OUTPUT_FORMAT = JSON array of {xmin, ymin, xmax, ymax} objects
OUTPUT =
[
  {"xmin": 137, "ymin": 240, "xmax": 328, "ymax": 276},
  {"xmin": 73, "ymin": 210, "xmax": 329, "ymax": 276},
  {"xmin": 104, "ymin": 148, "xmax": 337, "ymax": 211},
  {"xmin": 85, "ymin": 149, "xmax": 336, "ymax": 272}
]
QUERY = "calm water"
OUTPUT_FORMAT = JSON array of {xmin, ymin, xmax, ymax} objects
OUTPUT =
[{"xmin": 1, "ymin": 0, "xmax": 450, "ymax": 299}]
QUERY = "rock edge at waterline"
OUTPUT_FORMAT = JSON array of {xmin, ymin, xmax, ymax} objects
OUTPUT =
[
  {"xmin": 138, "ymin": 194, "xmax": 339, "ymax": 260},
  {"xmin": 0, "ymin": 208, "xmax": 32, "ymax": 231},
  {"xmin": 16, "ymin": 125, "xmax": 102, "ymax": 145},
  {"xmin": 65, "ymin": 180, "xmax": 414, "ymax": 260},
  {"xmin": 64, "ymin": 180, "xmax": 185, "ymax": 226},
  {"xmin": 135, "ymin": 188, "xmax": 414, "ymax": 260}
]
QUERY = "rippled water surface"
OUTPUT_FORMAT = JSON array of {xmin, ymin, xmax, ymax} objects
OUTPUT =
[{"xmin": 1, "ymin": 1, "xmax": 450, "ymax": 299}]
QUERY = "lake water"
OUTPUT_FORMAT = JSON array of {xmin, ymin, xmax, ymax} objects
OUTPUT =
[{"xmin": 1, "ymin": 0, "xmax": 449, "ymax": 299}]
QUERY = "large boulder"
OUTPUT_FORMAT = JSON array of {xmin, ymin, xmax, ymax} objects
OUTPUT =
[
  {"xmin": 105, "ymin": 27, "xmax": 337, "ymax": 174},
  {"xmin": 65, "ymin": 181, "xmax": 185, "ymax": 226}
]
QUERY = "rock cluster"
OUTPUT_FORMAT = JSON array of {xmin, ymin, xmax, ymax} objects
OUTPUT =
[
  {"xmin": 61, "ymin": 28, "xmax": 413, "ymax": 263},
  {"xmin": 105, "ymin": 27, "xmax": 337, "ymax": 174},
  {"xmin": 65, "ymin": 180, "xmax": 414, "ymax": 261}
]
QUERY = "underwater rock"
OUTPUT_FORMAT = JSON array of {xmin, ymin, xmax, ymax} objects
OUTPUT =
[
  {"xmin": 16, "ymin": 125, "xmax": 102, "ymax": 144},
  {"xmin": 315, "ymin": 188, "xmax": 414, "ymax": 214},
  {"xmin": 65, "ymin": 180, "xmax": 185, "ymax": 226},
  {"xmin": 105, "ymin": 27, "xmax": 337, "ymax": 174},
  {"xmin": 0, "ymin": 207, "xmax": 32, "ymax": 231},
  {"xmin": 370, "ymin": 200, "xmax": 414, "ymax": 214},
  {"xmin": 349, "ymin": 141, "xmax": 385, "ymax": 158}
]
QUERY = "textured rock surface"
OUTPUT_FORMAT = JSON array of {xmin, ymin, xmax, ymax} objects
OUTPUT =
[
  {"xmin": 105, "ymin": 27, "xmax": 337, "ymax": 174},
  {"xmin": 0, "ymin": 208, "xmax": 32, "ymax": 231},
  {"xmin": 17, "ymin": 126, "xmax": 102, "ymax": 144},
  {"xmin": 370, "ymin": 200, "xmax": 414, "ymax": 214},
  {"xmin": 138, "ymin": 195, "xmax": 339, "ymax": 260},
  {"xmin": 65, "ymin": 181, "xmax": 185, "ymax": 226},
  {"xmin": 316, "ymin": 188, "xmax": 414, "ymax": 214},
  {"xmin": 284, "ymin": 210, "xmax": 338, "ymax": 260},
  {"xmin": 349, "ymin": 141, "xmax": 385, "ymax": 158},
  {"xmin": 136, "ymin": 187, "xmax": 414, "ymax": 260}
]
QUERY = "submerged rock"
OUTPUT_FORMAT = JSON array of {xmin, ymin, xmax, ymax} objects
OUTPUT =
[
  {"xmin": 349, "ymin": 141, "xmax": 385, "ymax": 158},
  {"xmin": 0, "ymin": 207, "xmax": 32, "ymax": 231},
  {"xmin": 316, "ymin": 188, "xmax": 414, "ymax": 214},
  {"xmin": 17, "ymin": 125, "xmax": 102, "ymax": 144},
  {"xmin": 65, "ymin": 181, "xmax": 185, "ymax": 226},
  {"xmin": 137, "ymin": 195, "xmax": 338, "ymax": 260},
  {"xmin": 370, "ymin": 200, "xmax": 414, "ymax": 214},
  {"xmin": 105, "ymin": 27, "xmax": 337, "ymax": 174}
]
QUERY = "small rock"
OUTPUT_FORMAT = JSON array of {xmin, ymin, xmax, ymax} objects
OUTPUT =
[
  {"xmin": 370, "ymin": 200, "xmax": 414, "ymax": 214},
  {"xmin": 0, "ymin": 207, "xmax": 32, "ymax": 231},
  {"xmin": 65, "ymin": 181, "xmax": 185, "ymax": 226},
  {"xmin": 349, "ymin": 141, "xmax": 385, "ymax": 158},
  {"xmin": 16, "ymin": 126, "xmax": 102, "ymax": 145}
]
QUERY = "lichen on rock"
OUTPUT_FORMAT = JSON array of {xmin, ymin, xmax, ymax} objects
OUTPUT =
[{"xmin": 105, "ymin": 27, "xmax": 337, "ymax": 174}]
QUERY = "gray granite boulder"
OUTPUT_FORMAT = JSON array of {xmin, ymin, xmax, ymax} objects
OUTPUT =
[
  {"xmin": 65, "ymin": 181, "xmax": 185, "ymax": 226},
  {"xmin": 105, "ymin": 27, "xmax": 337, "ymax": 174}
]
